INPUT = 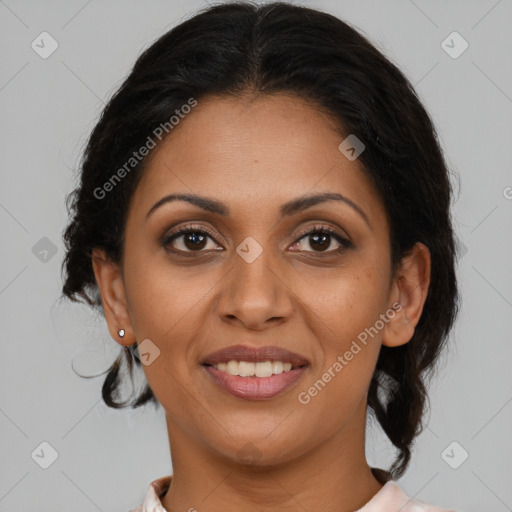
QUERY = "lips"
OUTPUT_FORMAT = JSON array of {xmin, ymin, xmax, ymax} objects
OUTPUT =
[
  {"xmin": 200, "ymin": 344, "xmax": 310, "ymax": 368},
  {"xmin": 203, "ymin": 364, "xmax": 309, "ymax": 400},
  {"xmin": 200, "ymin": 344, "xmax": 310, "ymax": 400}
]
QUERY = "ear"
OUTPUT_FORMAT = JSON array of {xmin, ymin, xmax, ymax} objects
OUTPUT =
[
  {"xmin": 382, "ymin": 242, "xmax": 431, "ymax": 348},
  {"xmin": 91, "ymin": 248, "xmax": 134, "ymax": 347}
]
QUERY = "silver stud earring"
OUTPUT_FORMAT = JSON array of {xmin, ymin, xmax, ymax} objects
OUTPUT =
[{"xmin": 118, "ymin": 329, "xmax": 125, "ymax": 338}]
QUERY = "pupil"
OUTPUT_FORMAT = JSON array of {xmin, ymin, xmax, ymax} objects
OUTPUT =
[
  {"xmin": 310, "ymin": 234, "xmax": 329, "ymax": 251},
  {"xmin": 185, "ymin": 233, "xmax": 206, "ymax": 250}
]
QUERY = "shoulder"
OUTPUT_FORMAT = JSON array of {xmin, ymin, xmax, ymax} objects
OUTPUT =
[{"xmin": 357, "ymin": 481, "xmax": 457, "ymax": 512}]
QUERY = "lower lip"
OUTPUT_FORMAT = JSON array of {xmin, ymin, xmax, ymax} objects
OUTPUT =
[{"xmin": 202, "ymin": 365, "xmax": 308, "ymax": 400}]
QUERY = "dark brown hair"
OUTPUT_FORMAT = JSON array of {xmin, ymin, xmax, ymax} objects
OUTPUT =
[{"xmin": 61, "ymin": 1, "xmax": 459, "ymax": 480}]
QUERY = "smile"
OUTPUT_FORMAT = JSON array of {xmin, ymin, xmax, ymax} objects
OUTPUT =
[
  {"xmin": 202, "ymin": 362, "xmax": 309, "ymax": 400},
  {"xmin": 209, "ymin": 360, "xmax": 297, "ymax": 377}
]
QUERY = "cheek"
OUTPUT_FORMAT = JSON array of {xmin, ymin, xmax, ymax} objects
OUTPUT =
[
  {"xmin": 298, "ymin": 261, "xmax": 390, "ymax": 344},
  {"xmin": 122, "ymin": 249, "xmax": 220, "ymax": 391},
  {"xmin": 294, "ymin": 265, "xmax": 388, "ymax": 403},
  {"xmin": 124, "ymin": 241, "xmax": 219, "ymax": 339}
]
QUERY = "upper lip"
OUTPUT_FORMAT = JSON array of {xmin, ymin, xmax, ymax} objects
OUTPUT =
[{"xmin": 201, "ymin": 344, "xmax": 310, "ymax": 368}]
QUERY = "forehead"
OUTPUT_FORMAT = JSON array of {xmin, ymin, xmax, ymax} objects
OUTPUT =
[{"xmin": 129, "ymin": 94, "xmax": 386, "ymax": 227}]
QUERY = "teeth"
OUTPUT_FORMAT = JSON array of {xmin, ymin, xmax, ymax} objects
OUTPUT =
[
  {"xmin": 272, "ymin": 361, "xmax": 284, "ymax": 374},
  {"xmin": 238, "ymin": 361, "xmax": 255, "ymax": 377},
  {"xmin": 256, "ymin": 361, "xmax": 273, "ymax": 377},
  {"xmin": 212, "ymin": 360, "xmax": 294, "ymax": 377}
]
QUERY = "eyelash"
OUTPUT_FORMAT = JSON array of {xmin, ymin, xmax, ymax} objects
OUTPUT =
[{"xmin": 161, "ymin": 223, "xmax": 352, "ymax": 256}]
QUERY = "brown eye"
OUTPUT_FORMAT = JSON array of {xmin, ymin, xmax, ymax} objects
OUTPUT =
[
  {"xmin": 162, "ymin": 228, "xmax": 221, "ymax": 253},
  {"xmin": 290, "ymin": 227, "xmax": 352, "ymax": 254}
]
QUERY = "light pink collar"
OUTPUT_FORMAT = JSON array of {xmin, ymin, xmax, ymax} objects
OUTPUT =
[
  {"xmin": 356, "ymin": 481, "xmax": 455, "ymax": 511},
  {"xmin": 132, "ymin": 475, "xmax": 456, "ymax": 512}
]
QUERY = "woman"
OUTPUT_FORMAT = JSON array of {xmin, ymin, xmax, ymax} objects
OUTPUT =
[{"xmin": 61, "ymin": 2, "xmax": 459, "ymax": 510}]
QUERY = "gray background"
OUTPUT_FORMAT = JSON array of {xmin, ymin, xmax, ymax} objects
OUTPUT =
[{"xmin": 1, "ymin": 0, "xmax": 511, "ymax": 510}]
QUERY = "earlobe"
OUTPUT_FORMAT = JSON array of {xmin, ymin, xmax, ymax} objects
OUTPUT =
[
  {"xmin": 381, "ymin": 242, "xmax": 431, "ymax": 348},
  {"xmin": 91, "ymin": 248, "xmax": 134, "ymax": 346}
]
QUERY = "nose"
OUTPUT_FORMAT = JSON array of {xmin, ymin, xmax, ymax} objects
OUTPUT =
[{"xmin": 216, "ymin": 244, "xmax": 294, "ymax": 331}]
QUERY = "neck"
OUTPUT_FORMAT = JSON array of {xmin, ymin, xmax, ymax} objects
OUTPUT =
[{"xmin": 161, "ymin": 402, "xmax": 383, "ymax": 512}]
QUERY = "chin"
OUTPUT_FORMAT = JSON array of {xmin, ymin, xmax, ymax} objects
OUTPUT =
[{"xmin": 208, "ymin": 429, "xmax": 310, "ymax": 468}]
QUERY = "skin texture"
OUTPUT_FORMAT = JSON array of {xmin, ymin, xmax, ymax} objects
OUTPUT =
[{"xmin": 92, "ymin": 94, "xmax": 430, "ymax": 512}]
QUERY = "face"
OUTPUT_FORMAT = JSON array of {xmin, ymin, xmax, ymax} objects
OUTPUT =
[{"xmin": 93, "ymin": 93, "xmax": 430, "ymax": 468}]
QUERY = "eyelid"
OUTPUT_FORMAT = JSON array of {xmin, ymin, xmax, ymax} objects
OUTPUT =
[
  {"xmin": 294, "ymin": 223, "xmax": 352, "ymax": 245},
  {"xmin": 161, "ymin": 223, "xmax": 223, "ymax": 247},
  {"xmin": 165, "ymin": 223, "xmax": 219, "ymax": 239}
]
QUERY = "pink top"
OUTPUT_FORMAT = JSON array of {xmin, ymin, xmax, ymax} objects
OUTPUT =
[{"xmin": 130, "ymin": 475, "xmax": 456, "ymax": 512}]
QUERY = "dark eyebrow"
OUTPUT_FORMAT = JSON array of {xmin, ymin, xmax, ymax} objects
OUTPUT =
[
  {"xmin": 146, "ymin": 193, "xmax": 228, "ymax": 219},
  {"xmin": 280, "ymin": 192, "xmax": 370, "ymax": 228},
  {"xmin": 146, "ymin": 191, "xmax": 370, "ymax": 228}
]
